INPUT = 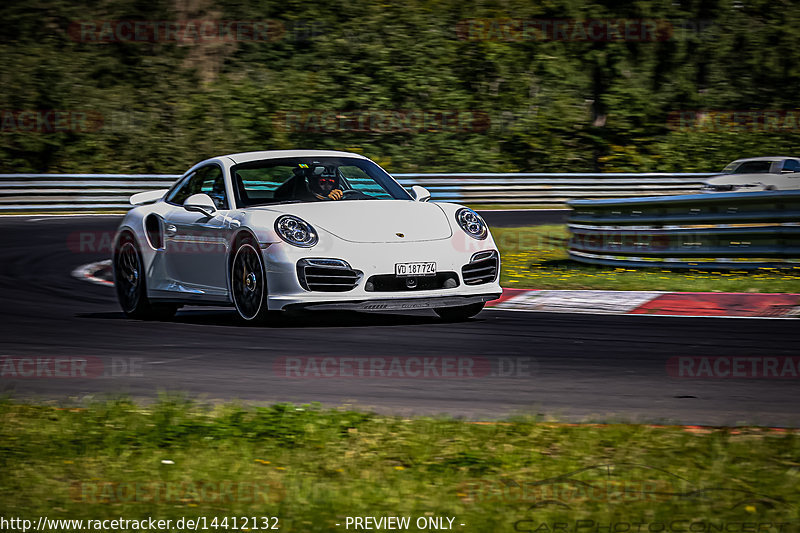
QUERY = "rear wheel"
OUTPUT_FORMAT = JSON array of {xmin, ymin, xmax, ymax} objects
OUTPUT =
[
  {"xmin": 113, "ymin": 233, "xmax": 177, "ymax": 320},
  {"xmin": 231, "ymin": 239, "xmax": 271, "ymax": 323},
  {"xmin": 434, "ymin": 302, "xmax": 485, "ymax": 321}
]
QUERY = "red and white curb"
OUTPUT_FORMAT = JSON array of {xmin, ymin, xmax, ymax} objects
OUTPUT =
[
  {"xmin": 72, "ymin": 260, "xmax": 800, "ymax": 319},
  {"xmin": 488, "ymin": 288, "xmax": 800, "ymax": 318},
  {"xmin": 489, "ymin": 289, "xmax": 664, "ymax": 315},
  {"xmin": 71, "ymin": 259, "xmax": 113, "ymax": 287}
]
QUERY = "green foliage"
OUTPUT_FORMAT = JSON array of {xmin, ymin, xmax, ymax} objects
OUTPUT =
[
  {"xmin": 2, "ymin": 0, "xmax": 800, "ymax": 173},
  {"xmin": 1, "ymin": 400, "xmax": 798, "ymax": 532}
]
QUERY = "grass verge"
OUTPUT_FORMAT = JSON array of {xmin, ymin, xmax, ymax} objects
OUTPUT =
[
  {"xmin": 496, "ymin": 225, "xmax": 800, "ymax": 293},
  {"xmin": 0, "ymin": 399, "xmax": 797, "ymax": 532}
]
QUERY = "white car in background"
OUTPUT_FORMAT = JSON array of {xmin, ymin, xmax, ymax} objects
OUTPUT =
[
  {"xmin": 113, "ymin": 150, "xmax": 501, "ymax": 323},
  {"xmin": 703, "ymin": 156, "xmax": 800, "ymax": 191}
]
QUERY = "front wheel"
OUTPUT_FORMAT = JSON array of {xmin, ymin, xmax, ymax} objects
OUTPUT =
[
  {"xmin": 113, "ymin": 233, "xmax": 177, "ymax": 320},
  {"xmin": 434, "ymin": 302, "xmax": 485, "ymax": 321},
  {"xmin": 231, "ymin": 240, "xmax": 271, "ymax": 323}
]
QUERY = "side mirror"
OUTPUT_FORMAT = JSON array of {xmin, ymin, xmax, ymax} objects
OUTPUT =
[
  {"xmin": 183, "ymin": 193, "xmax": 217, "ymax": 217},
  {"xmin": 410, "ymin": 185, "xmax": 431, "ymax": 202}
]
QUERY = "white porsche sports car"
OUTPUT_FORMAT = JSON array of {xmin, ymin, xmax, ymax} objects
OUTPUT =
[{"xmin": 113, "ymin": 150, "xmax": 502, "ymax": 322}]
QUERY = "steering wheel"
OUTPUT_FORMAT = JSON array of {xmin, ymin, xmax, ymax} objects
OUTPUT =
[{"xmin": 341, "ymin": 190, "xmax": 363, "ymax": 199}]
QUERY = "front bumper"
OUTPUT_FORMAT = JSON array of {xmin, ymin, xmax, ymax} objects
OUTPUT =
[
  {"xmin": 262, "ymin": 238, "xmax": 501, "ymax": 311},
  {"xmin": 284, "ymin": 293, "xmax": 500, "ymax": 312}
]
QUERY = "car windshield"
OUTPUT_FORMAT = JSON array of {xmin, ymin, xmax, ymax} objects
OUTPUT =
[
  {"xmin": 723, "ymin": 160, "xmax": 773, "ymax": 174},
  {"xmin": 231, "ymin": 156, "xmax": 411, "ymax": 207}
]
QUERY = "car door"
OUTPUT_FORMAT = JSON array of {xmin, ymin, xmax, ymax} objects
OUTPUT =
[{"xmin": 163, "ymin": 164, "xmax": 231, "ymax": 292}]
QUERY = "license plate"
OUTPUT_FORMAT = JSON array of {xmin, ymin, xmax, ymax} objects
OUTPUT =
[{"xmin": 395, "ymin": 262, "xmax": 436, "ymax": 277}]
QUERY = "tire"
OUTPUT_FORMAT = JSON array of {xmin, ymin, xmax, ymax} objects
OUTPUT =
[
  {"xmin": 434, "ymin": 302, "xmax": 485, "ymax": 321},
  {"xmin": 113, "ymin": 233, "xmax": 178, "ymax": 320},
  {"xmin": 231, "ymin": 238, "xmax": 271, "ymax": 323}
]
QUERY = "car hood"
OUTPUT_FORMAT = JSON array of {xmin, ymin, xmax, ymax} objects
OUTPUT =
[{"xmin": 255, "ymin": 200, "xmax": 453, "ymax": 243}]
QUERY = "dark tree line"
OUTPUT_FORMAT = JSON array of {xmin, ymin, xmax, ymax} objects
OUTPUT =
[{"xmin": 1, "ymin": 0, "xmax": 799, "ymax": 173}]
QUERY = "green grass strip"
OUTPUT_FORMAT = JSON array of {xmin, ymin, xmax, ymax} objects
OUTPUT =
[
  {"xmin": 0, "ymin": 399, "xmax": 797, "ymax": 532},
  {"xmin": 497, "ymin": 226, "xmax": 800, "ymax": 293}
]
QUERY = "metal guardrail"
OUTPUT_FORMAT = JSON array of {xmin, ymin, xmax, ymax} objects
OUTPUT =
[
  {"xmin": 567, "ymin": 190, "xmax": 800, "ymax": 269},
  {"xmin": 0, "ymin": 172, "xmax": 714, "ymax": 212},
  {"xmin": 0, "ymin": 174, "xmax": 180, "ymax": 212}
]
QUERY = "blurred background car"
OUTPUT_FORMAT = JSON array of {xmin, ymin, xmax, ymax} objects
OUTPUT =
[{"xmin": 703, "ymin": 157, "xmax": 800, "ymax": 191}]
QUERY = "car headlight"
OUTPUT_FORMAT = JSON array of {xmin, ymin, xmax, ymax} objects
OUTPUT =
[
  {"xmin": 275, "ymin": 215, "xmax": 318, "ymax": 247},
  {"xmin": 455, "ymin": 208, "xmax": 488, "ymax": 240}
]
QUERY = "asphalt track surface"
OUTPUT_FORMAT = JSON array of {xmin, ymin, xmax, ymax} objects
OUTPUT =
[{"xmin": 0, "ymin": 214, "xmax": 798, "ymax": 427}]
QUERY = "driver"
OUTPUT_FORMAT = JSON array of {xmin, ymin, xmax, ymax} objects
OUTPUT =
[{"xmin": 306, "ymin": 165, "xmax": 344, "ymax": 201}]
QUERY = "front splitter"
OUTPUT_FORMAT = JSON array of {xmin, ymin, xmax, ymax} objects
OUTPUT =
[{"xmin": 286, "ymin": 293, "xmax": 501, "ymax": 312}]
